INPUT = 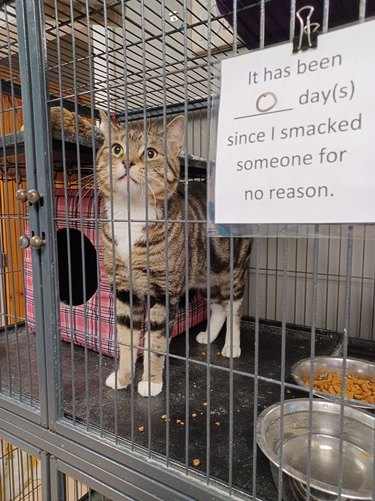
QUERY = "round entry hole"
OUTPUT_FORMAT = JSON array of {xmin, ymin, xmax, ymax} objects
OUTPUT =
[{"xmin": 57, "ymin": 228, "xmax": 98, "ymax": 306}]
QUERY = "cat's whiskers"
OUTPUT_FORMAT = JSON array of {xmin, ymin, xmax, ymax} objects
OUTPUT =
[
  {"xmin": 150, "ymin": 170, "xmax": 180, "ymax": 184},
  {"xmin": 146, "ymin": 181, "xmax": 158, "ymax": 206},
  {"xmin": 70, "ymin": 174, "xmax": 96, "ymax": 211},
  {"xmin": 67, "ymin": 173, "xmax": 95, "ymax": 189},
  {"xmin": 81, "ymin": 177, "xmax": 95, "ymax": 191},
  {"xmin": 147, "ymin": 174, "xmax": 175, "ymax": 198},
  {"xmin": 138, "ymin": 182, "xmax": 146, "ymax": 204},
  {"xmin": 166, "ymin": 172, "xmax": 180, "ymax": 183},
  {"xmin": 80, "ymin": 173, "xmax": 95, "ymax": 182}
]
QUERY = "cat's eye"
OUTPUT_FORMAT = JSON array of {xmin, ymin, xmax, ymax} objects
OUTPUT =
[
  {"xmin": 146, "ymin": 148, "xmax": 158, "ymax": 159},
  {"xmin": 111, "ymin": 144, "xmax": 124, "ymax": 158}
]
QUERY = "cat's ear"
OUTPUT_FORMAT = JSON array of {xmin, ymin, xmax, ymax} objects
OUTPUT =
[
  {"xmin": 99, "ymin": 109, "xmax": 111, "ymax": 135},
  {"xmin": 99, "ymin": 109, "xmax": 120, "ymax": 135},
  {"xmin": 165, "ymin": 116, "xmax": 185, "ymax": 156}
]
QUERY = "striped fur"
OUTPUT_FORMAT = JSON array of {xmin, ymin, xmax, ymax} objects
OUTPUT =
[{"xmin": 97, "ymin": 112, "xmax": 252, "ymax": 397}]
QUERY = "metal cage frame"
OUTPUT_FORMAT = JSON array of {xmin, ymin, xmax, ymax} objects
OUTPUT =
[{"xmin": 0, "ymin": 1, "xmax": 374, "ymax": 500}]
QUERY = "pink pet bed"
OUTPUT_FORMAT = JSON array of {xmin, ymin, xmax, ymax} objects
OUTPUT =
[{"xmin": 24, "ymin": 188, "xmax": 207, "ymax": 357}]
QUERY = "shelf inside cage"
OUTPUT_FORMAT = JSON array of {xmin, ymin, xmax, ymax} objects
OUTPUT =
[
  {"xmin": 0, "ymin": 318, "xmax": 346, "ymax": 499},
  {"xmin": 0, "ymin": 130, "xmax": 207, "ymax": 179}
]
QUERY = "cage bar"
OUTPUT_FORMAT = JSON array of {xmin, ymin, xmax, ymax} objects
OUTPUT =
[{"xmin": 0, "ymin": 0, "xmax": 374, "ymax": 499}]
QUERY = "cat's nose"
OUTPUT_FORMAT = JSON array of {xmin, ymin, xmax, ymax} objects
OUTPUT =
[{"xmin": 122, "ymin": 159, "xmax": 135, "ymax": 170}]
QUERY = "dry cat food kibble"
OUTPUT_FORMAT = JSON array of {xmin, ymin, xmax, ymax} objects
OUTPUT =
[
  {"xmin": 192, "ymin": 459, "xmax": 201, "ymax": 467},
  {"xmin": 138, "ymin": 426, "xmax": 145, "ymax": 433},
  {"xmin": 306, "ymin": 373, "xmax": 375, "ymax": 404}
]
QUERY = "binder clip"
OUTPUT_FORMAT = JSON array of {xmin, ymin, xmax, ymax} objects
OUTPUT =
[{"xmin": 293, "ymin": 5, "xmax": 320, "ymax": 53}]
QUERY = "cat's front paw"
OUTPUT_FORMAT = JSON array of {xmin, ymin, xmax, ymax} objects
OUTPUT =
[
  {"xmin": 221, "ymin": 345, "xmax": 241, "ymax": 358},
  {"xmin": 138, "ymin": 381, "xmax": 163, "ymax": 397},
  {"xmin": 105, "ymin": 371, "xmax": 129, "ymax": 390},
  {"xmin": 196, "ymin": 331, "xmax": 209, "ymax": 344}
]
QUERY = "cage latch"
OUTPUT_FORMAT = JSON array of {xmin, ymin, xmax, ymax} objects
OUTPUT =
[{"xmin": 293, "ymin": 5, "xmax": 320, "ymax": 53}]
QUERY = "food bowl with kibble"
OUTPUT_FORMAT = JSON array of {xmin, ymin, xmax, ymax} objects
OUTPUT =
[
  {"xmin": 257, "ymin": 398, "xmax": 375, "ymax": 500},
  {"xmin": 290, "ymin": 356, "xmax": 375, "ymax": 409}
]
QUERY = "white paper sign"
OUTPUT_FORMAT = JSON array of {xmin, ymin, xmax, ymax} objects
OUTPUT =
[{"xmin": 214, "ymin": 21, "xmax": 375, "ymax": 225}]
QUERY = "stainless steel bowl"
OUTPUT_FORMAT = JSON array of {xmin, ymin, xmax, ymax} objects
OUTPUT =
[
  {"xmin": 257, "ymin": 398, "xmax": 375, "ymax": 500},
  {"xmin": 291, "ymin": 356, "xmax": 375, "ymax": 409}
]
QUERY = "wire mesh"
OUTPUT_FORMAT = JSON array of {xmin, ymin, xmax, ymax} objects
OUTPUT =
[
  {"xmin": 0, "ymin": 0, "xmax": 39, "ymax": 408},
  {"xmin": 246, "ymin": 229, "xmax": 375, "ymax": 340},
  {"xmin": 64, "ymin": 476, "xmax": 88, "ymax": 501},
  {"xmin": 0, "ymin": 439, "xmax": 42, "ymax": 501},
  {"xmin": 0, "ymin": 0, "xmax": 374, "ymax": 499},
  {"xmin": 64, "ymin": 476, "xmax": 113, "ymax": 501}
]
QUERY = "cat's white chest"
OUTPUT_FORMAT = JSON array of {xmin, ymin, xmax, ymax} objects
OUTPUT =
[{"xmin": 106, "ymin": 198, "xmax": 157, "ymax": 263}]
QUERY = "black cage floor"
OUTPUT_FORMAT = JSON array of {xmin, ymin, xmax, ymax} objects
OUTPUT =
[{"xmin": 0, "ymin": 319, "xmax": 344, "ymax": 500}]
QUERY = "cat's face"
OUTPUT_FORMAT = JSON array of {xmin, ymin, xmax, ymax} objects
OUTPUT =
[{"xmin": 96, "ymin": 112, "xmax": 184, "ymax": 204}]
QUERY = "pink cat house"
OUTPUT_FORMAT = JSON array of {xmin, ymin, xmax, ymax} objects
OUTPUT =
[{"xmin": 24, "ymin": 187, "xmax": 207, "ymax": 357}]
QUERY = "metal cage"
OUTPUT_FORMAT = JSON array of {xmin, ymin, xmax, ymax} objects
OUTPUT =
[{"xmin": 0, "ymin": 1, "xmax": 374, "ymax": 499}]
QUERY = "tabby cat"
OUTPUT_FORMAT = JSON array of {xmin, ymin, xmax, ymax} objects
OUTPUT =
[{"xmin": 97, "ymin": 111, "xmax": 252, "ymax": 397}]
